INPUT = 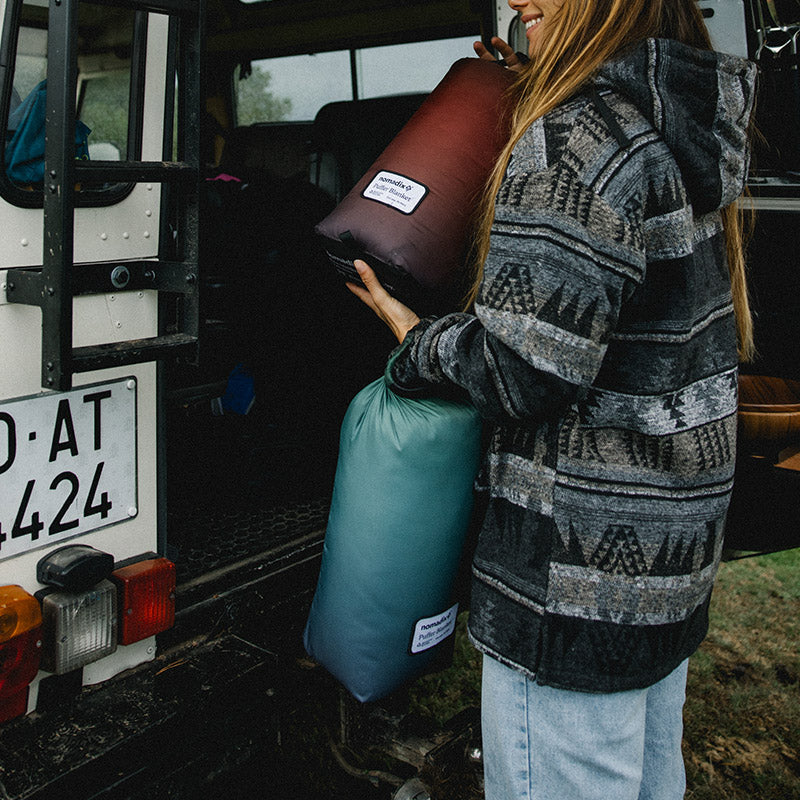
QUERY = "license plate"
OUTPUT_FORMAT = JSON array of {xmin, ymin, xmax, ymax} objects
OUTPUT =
[{"xmin": 0, "ymin": 378, "xmax": 137, "ymax": 561}]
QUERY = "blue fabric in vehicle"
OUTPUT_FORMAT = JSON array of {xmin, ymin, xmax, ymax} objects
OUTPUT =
[
  {"xmin": 5, "ymin": 80, "xmax": 90, "ymax": 185},
  {"xmin": 303, "ymin": 372, "xmax": 482, "ymax": 702}
]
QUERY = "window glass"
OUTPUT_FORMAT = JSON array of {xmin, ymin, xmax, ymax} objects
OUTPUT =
[
  {"xmin": 235, "ymin": 35, "xmax": 477, "ymax": 125},
  {"xmin": 10, "ymin": 29, "xmax": 47, "ymax": 100},
  {"xmin": 2, "ymin": 0, "xmax": 135, "ymax": 201},
  {"xmin": 356, "ymin": 36, "xmax": 476, "ymax": 98},
  {"xmin": 78, "ymin": 70, "xmax": 131, "ymax": 161},
  {"xmin": 235, "ymin": 51, "xmax": 351, "ymax": 124}
]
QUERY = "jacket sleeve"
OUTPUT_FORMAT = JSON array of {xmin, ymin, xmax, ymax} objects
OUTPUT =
[
  {"xmin": 387, "ymin": 137, "xmax": 647, "ymax": 425},
  {"xmin": 387, "ymin": 313, "xmax": 581, "ymax": 423}
]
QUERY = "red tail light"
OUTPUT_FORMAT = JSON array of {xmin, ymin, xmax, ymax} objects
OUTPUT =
[
  {"xmin": 111, "ymin": 557, "xmax": 176, "ymax": 645},
  {"xmin": 0, "ymin": 586, "xmax": 42, "ymax": 722}
]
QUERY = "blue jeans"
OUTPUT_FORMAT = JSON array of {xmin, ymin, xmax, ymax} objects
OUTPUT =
[{"xmin": 481, "ymin": 655, "xmax": 689, "ymax": 800}]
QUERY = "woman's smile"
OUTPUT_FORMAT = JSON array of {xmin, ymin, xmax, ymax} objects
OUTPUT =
[{"xmin": 509, "ymin": 0, "xmax": 563, "ymax": 57}]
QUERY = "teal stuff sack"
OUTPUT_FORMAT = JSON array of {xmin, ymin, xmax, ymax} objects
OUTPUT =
[
  {"xmin": 303, "ymin": 377, "xmax": 482, "ymax": 702},
  {"xmin": 5, "ymin": 80, "xmax": 91, "ymax": 186}
]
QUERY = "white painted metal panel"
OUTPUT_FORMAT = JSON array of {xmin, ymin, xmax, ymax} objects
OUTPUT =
[{"xmin": 0, "ymin": 10, "xmax": 170, "ymax": 689}]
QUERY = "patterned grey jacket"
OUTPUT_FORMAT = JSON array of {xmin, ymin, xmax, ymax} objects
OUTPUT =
[{"xmin": 388, "ymin": 39, "xmax": 757, "ymax": 692}]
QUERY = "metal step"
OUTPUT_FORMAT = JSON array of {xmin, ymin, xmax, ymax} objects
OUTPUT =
[
  {"xmin": 80, "ymin": 259, "xmax": 198, "ymax": 295},
  {"xmin": 74, "ymin": 160, "xmax": 196, "ymax": 184},
  {"xmin": 72, "ymin": 333, "xmax": 198, "ymax": 373},
  {"xmin": 6, "ymin": 259, "xmax": 199, "ymax": 301}
]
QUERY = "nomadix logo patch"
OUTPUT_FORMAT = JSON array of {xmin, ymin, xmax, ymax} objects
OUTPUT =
[
  {"xmin": 410, "ymin": 603, "xmax": 458, "ymax": 654},
  {"xmin": 362, "ymin": 170, "xmax": 428, "ymax": 215}
]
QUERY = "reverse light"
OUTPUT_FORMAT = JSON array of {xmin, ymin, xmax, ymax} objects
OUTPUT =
[
  {"xmin": 0, "ymin": 585, "xmax": 42, "ymax": 722},
  {"xmin": 39, "ymin": 580, "xmax": 117, "ymax": 674},
  {"xmin": 111, "ymin": 557, "xmax": 176, "ymax": 645}
]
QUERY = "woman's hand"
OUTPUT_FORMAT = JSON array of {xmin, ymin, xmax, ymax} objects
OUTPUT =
[
  {"xmin": 473, "ymin": 36, "xmax": 526, "ymax": 72},
  {"xmin": 346, "ymin": 260, "xmax": 421, "ymax": 343}
]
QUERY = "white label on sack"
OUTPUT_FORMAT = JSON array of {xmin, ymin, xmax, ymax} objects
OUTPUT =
[
  {"xmin": 410, "ymin": 603, "xmax": 459, "ymax": 654},
  {"xmin": 362, "ymin": 170, "xmax": 428, "ymax": 215}
]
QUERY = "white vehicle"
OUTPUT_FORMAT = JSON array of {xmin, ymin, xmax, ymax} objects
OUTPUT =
[{"xmin": 0, "ymin": 0, "xmax": 796, "ymax": 797}]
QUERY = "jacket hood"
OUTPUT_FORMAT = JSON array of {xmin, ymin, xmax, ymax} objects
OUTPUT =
[{"xmin": 597, "ymin": 38, "xmax": 756, "ymax": 215}]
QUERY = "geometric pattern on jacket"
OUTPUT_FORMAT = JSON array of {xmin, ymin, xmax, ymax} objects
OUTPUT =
[{"xmin": 388, "ymin": 39, "xmax": 757, "ymax": 692}]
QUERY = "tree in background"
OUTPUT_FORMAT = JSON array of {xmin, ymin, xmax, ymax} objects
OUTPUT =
[
  {"xmin": 236, "ymin": 64, "xmax": 292, "ymax": 125},
  {"xmin": 80, "ymin": 71, "xmax": 130, "ymax": 157}
]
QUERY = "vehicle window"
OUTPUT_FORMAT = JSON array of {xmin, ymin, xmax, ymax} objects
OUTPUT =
[
  {"xmin": 0, "ymin": 0, "xmax": 137, "ymax": 205},
  {"xmin": 78, "ymin": 69, "xmax": 131, "ymax": 161},
  {"xmin": 235, "ymin": 35, "xmax": 477, "ymax": 124},
  {"xmin": 9, "ymin": 27, "xmax": 47, "ymax": 103},
  {"xmin": 356, "ymin": 36, "xmax": 477, "ymax": 98},
  {"xmin": 235, "ymin": 50, "xmax": 352, "ymax": 124}
]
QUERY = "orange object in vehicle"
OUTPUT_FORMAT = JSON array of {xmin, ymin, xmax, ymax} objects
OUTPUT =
[{"xmin": 738, "ymin": 374, "xmax": 800, "ymax": 456}]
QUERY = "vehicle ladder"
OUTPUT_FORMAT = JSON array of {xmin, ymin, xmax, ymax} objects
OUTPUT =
[{"xmin": 5, "ymin": 0, "xmax": 204, "ymax": 391}]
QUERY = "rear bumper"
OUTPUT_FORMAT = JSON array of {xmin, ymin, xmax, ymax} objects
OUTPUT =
[{"xmin": 0, "ymin": 541, "xmax": 326, "ymax": 800}]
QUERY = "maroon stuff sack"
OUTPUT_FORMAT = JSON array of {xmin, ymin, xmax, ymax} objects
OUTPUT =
[{"xmin": 314, "ymin": 58, "xmax": 513, "ymax": 310}]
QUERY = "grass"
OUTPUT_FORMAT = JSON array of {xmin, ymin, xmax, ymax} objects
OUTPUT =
[
  {"xmin": 408, "ymin": 548, "xmax": 800, "ymax": 799},
  {"xmin": 684, "ymin": 548, "xmax": 800, "ymax": 799}
]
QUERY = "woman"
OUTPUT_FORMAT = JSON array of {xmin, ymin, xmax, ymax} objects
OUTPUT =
[{"xmin": 348, "ymin": 0, "xmax": 756, "ymax": 797}]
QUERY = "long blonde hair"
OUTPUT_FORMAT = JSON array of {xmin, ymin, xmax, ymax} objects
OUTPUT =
[{"xmin": 469, "ymin": 0, "xmax": 754, "ymax": 361}]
